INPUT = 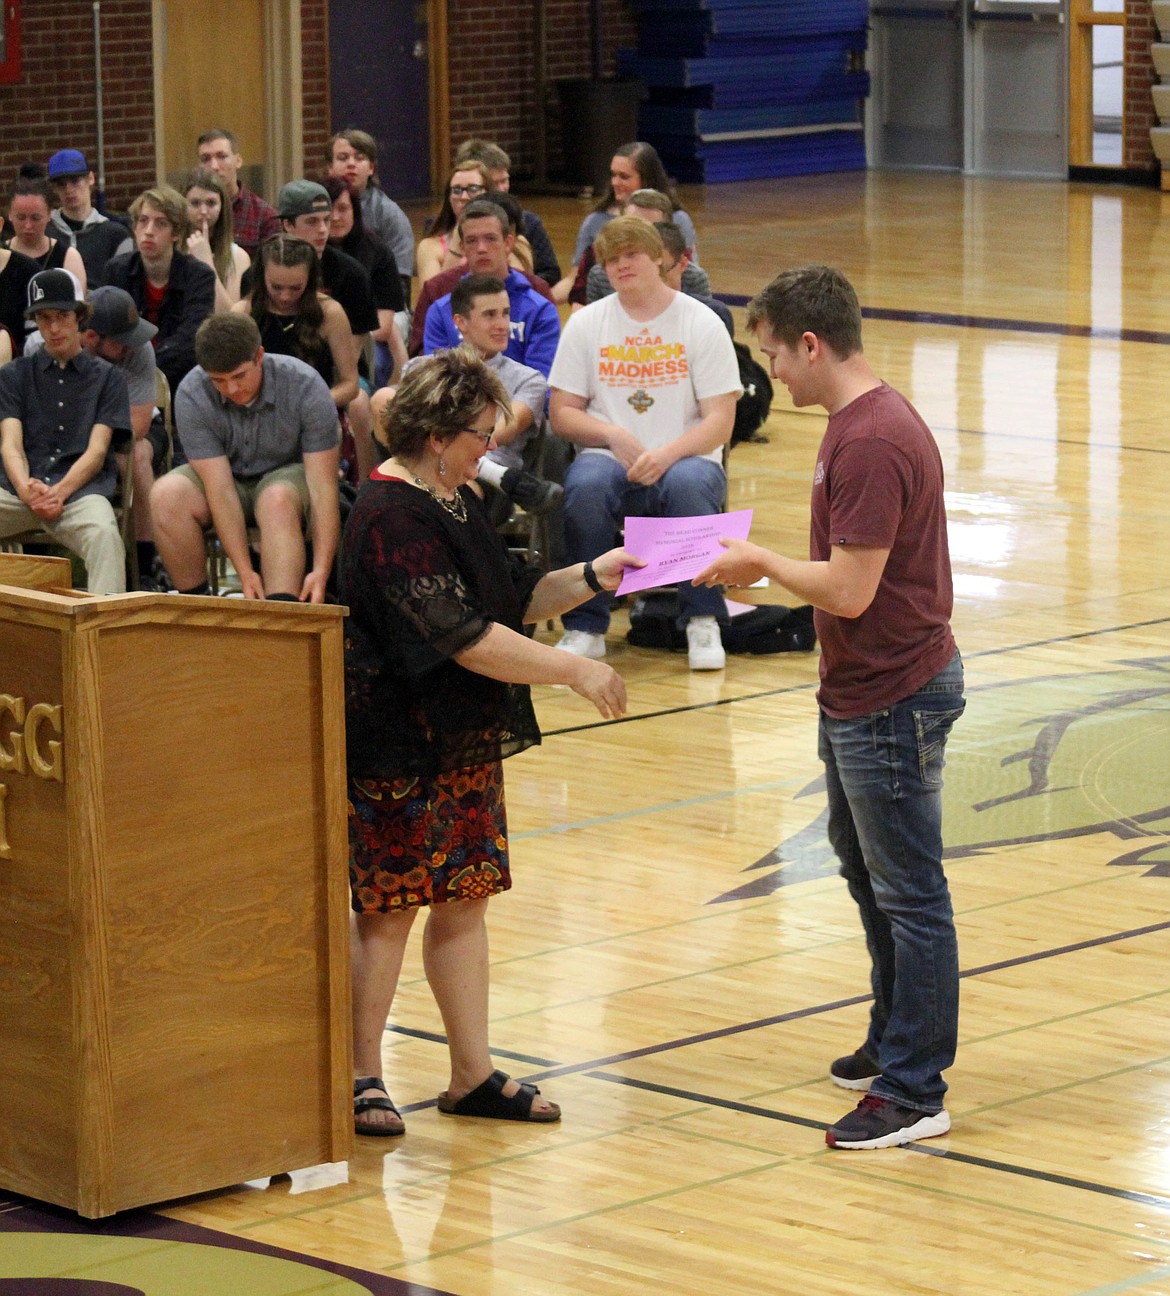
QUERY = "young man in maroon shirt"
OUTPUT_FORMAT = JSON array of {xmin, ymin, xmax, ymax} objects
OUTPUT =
[{"xmin": 696, "ymin": 264, "xmax": 965, "ymax": 1150}]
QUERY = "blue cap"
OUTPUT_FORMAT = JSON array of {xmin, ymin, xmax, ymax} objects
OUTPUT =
[{"xmin": 48, "ymin": 149, "xmax": 90, "ymax": 180}]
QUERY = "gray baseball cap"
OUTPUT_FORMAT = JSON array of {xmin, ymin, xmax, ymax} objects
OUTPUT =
[
  {"xmin": 278, "ymin": 179, "xmax": 331, "ymax": 219},
  {"xmin": 87, "ymin": 286, "xmax": 158, "ymax": 346}
]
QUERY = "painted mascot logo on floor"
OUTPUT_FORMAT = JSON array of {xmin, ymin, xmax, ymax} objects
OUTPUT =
[{"xmin": 713, "ymin": 656, "xmax": 1170, "ymax": 903}]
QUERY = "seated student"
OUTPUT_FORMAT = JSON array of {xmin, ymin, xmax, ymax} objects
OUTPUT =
[
  {"xmin": 151, "ymin": 313, "xmax": 340, "ymax": 601},
  {"xmin": 572, "ymin": 142, "xmax": 698, "ymax": 266},
  {"xmin": 408, "ymin": 192, "xmax": 552, "ymax": 358},
  {"xmin": 374, "ymin": 274, "xmax": 560, "ymax": 517},
  {"xmin": 326, "ymin": 128, "xmax": 414, "ymax": 302},
  {"xmin": 0, "ymin": 269, "xmax": 131, "ymax": 594},
  {"xmin": 271, "ymin": 180, "xmax": 379, "ymax": 481},
  {"xmin": 415, "ymin": 161, "xmax": 496, "ymax": 285},
  {"xmin": 46, "ymin": 149, "xmax": 133, "ymax": 288},
  {"xmin": 322, "ymin": 175, "xmax": 407, "ymax": 386},
  {"xmin": 549, "ymin": 218, "xmax": 741, "ymax": 671},
  {"xmin": 4, "ymin": 179, "xmax": 89, "ymax": 339},
  {"xmin": 574, "ymin": 187, "xmax": 670, "ymax": 308},
  {"xmin": 25, "ymin": 284, "xmax": 163, "ymax": 586},
  {"xmin": 104, "ymin": 184, "xmax": 218, "ymax": 401},
  {"xmin": 453, "ymin": 139, "xmax": 561, "ymax": 285},
  {"xmin": 182, "ymin": 167, "xmax": 251, "ymax": 309},
  {"xmin": 0, "ymin": 247, "xmax": 40, "ymax": 356},
  {"xmin": 419, "ymin": 200, "xmax": 560, "ymax": 379},
  {"xmin": 233, "ymin": 233, "xmax": 358, "ymax": 414},
  {"xmin": 196, "ymin": 128, "xmax": 282, "ymax": 259},
  {"xmin": 654, "ymin": 222, "xmax": 734, "ymax": 337},
  {"xmin": 582, "ymin": 191, "xmax": 711, "ymax": 306},
  {"xmin": 553, "ymin": 141, "xmax": 699, "ymax": 304}
]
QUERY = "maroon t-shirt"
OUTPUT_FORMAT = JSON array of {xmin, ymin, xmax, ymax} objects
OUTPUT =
[{"xmin": 811, "ymin": 382, "xmax": 956, "ymax": 719}]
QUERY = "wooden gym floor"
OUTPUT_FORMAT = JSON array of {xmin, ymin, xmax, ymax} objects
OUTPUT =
[{"xmin": 4, "ymin": 169, "xmax": 1170, "ymax": 1294}]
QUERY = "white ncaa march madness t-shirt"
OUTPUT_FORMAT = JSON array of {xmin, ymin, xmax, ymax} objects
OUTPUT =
[{"xmin": 549, "ymin": 290, "xmax": 741, "ymax": 465}]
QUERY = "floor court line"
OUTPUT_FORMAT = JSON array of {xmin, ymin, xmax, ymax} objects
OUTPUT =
[
  {"xmin": 1075, "ymin": 1265, "xmax": 1170, "ymax": 1296},
  {"xmin": 396, "ymin": 919, "xmax": 1170, "ymax": 1114},
  {"xmin": 586, "ymin": 1072, "xmax": 1170, "ymax": 1212},
  {"xmin": 714, "ymin": 293, "xmax": 1170, "ymax": 347},
  {"xmin": 541, "ymin": 618, "xmax": 1170, "ymax": 738}
]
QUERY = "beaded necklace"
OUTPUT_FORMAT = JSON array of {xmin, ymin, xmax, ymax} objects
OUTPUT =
[{"xmin": 411, "ymin": 474, "xmax": 467, "ymax": 522}]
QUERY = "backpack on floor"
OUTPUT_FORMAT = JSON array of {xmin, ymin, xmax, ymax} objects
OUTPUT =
[
  {"xmin": 732, "ymin": 342, "xmax": 774, "ymax": 447},
  {"xmin": 626, "ymin": 590, "xmax": 816, "ymax": 654}
]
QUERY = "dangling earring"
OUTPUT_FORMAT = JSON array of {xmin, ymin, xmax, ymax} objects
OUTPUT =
[{"xmin": 438, "ymin": 456, "xmax": 446, "ymax": 477}]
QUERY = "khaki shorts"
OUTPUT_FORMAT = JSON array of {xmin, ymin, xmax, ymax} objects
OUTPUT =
[{"xmin": 173, "ymin": 461, "xmax": 312, "ymax": 525}]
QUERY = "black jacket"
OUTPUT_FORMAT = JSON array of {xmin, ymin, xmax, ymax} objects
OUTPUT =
[{"xmin": 104, "ymin": 249, "xmax": 216, "ymax": 397}]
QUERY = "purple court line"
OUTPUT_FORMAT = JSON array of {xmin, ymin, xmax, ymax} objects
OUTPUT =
[
  {"xmin": 585, "ymin": 1073, "xmax": 1170, "ymax": 1212},
  {"xmin": 543, "ymin": 617, "xmax": 1170, "ymax": 738},
  {"xmin": 0, "ymin": 1198, "xmax": 461, "ymax": 1296},
  {"xmin": 714, "ymin": 295, "xmax": 1170, "ymax": 346},
  {"xmin": 398, "ymin": 918, "xmax": 1170, "ymax": 1111}
]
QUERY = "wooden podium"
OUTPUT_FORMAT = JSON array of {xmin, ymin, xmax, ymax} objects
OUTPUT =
[{"xmin": 0, "ymin": 555, "xmax": 352, "ymax": 1218}]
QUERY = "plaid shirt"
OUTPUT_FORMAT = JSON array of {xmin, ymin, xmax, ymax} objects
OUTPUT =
[{"xmin": 231, "ymin": 184, "xmax": 282, "ymax": 258}]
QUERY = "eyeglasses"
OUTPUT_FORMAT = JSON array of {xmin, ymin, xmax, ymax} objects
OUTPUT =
[
  {"xmin": 462, "ymin": 426, "xmax": 493, "ymax": 446},
  {"xmin": 449, "ymin": 184, "xmax": 487, "ymax": 198}
]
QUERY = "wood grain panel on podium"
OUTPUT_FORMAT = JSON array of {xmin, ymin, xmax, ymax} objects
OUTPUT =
[{"xmin": 0, "ymin": 570, "xmax": 352, "ymax": 1217}]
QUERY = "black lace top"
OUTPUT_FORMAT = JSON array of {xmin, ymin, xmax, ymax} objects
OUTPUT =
[{"xmin": 342, "ymin": 473, "xmax": 544, "ymax": 779}]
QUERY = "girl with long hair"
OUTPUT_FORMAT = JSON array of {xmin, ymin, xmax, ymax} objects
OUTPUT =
[
  {"xmin": 553, "ymin": 141, "xmax": 698, "ymax": 305},
  {"xmin": 233, "ymin": 233, "xmax": 357, "ymax": 411},
  {"xmin": 322, "ymin": 174, "xmax": 407, "ymax": 385},
  {"xmin": 415, "ymin": 161, "xmax": 496, "ymax": 284},
  {"xmin": 182, "ymin": 167, "xmax": 251, "ymax": 309}
]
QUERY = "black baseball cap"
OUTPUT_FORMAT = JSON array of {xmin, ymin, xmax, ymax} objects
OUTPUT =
[{"xmin": 25, "ymin": 269, "xmax": 86, "ymax": 316}]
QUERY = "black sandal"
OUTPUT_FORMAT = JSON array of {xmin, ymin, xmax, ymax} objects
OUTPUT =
[
  {"xmin": 353, "ymin": 1076, "xmax": 405, "ymax": 1137},
  {"xmin": 436, "ymin": 1069, "xmax": 561, "ymax": 1123}
]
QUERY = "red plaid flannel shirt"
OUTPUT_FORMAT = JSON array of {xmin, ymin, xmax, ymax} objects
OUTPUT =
[{"xmin": 231, "ymin": 184, "xmax": 282, "ymax": 258}]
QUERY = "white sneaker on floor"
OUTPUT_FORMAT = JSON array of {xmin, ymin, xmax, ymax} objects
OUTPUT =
[
  {"xmin": 686, "ymin": 616, "xmax": 726, "ymax": 670},
  {"xmin": 556, "ymin": 630, "xmax": 607, "ymax": 659}
]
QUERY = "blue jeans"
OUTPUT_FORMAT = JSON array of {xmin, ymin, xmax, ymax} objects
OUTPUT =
[
  {"xmin": 561, "ymin": 451, "xmax": 727, "ymax": 633},
  {"xmin": 818, "ymin": 650, "xmax": 965, "ymax": 1112}
]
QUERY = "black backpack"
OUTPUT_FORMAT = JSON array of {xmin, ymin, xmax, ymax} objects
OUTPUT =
[
  {"xmin": 732, "ymin": 342, "xmax": 773, "ymax": 447},
  {"xmin": 626, "ymin": 590, "xmax": 816, "ymax": 654}
]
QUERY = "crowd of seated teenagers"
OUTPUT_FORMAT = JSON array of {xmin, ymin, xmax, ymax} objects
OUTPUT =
[{"xmin": 2, "ymin": 130, "xmax": 737, "ymax": 601}]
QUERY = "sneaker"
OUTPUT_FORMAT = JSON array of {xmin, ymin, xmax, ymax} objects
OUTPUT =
[
  {"xmin": 556, "ymin": 630, "xmax": 606, "ymax": 659},
  {"xmin": 500, "ymin": 467, "xmax": 564, "ymax": 516},
  {"xmin": 825, "ymin": 1094, "xmax": 951, "ymax": 1150},
  {"xmin": 830, "ymin": 1047, "xmax": 881, "ymax": 1091},
  {"xmin": 686, "ymin": 616, "xmax": 726, "ymax": 670}
]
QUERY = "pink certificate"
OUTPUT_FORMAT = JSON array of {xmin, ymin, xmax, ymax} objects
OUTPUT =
[{"xmin": 616, "ymin": 509, "xmax": 754, "ymax": 595}]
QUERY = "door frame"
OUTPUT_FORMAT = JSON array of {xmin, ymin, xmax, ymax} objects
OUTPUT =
[
  {"xmin": 1068, "ymin": 0, "xmax": 1125, "ymax": 166},
  {"xmin": 428, "ymin": 0, "xmax": 450, "ymax": 194},
  {"xmin": 964, "ymin": 0, "xmax": 1069, "ymax": 176}
]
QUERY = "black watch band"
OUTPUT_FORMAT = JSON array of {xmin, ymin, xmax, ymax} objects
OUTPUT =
[{"xmin": 582, "ymin": 560, "xmax": 604, "ymax": 594}]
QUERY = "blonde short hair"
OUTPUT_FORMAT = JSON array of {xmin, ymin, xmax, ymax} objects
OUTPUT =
[{"xmin": 593, "ymin": 215, "xmax": 664, "ymax": 267}]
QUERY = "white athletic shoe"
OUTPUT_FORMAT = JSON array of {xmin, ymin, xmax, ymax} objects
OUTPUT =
[
  {"xmin": 556, "ymin": 630, "xmax": 607, "ymax": 659},
  {"xmin": 686, "ymin": 616, "xmax": 726, "ymax": 670}
]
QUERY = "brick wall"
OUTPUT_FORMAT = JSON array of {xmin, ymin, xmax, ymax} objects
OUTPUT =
[
  {"xmin": 0, "ymin": 0, "xmax": 154, "ymax": 212},
  {"xmin": 445, "ymin": 0, "xmax": 637, "ymax": 178},
  {"xmin": 301, "ymin": 0, "xmax": 331, "ymax": 176},
  {"xmin": 0, "ymin": 1, "xmax": 330, "ymax": 213},
  {"xmin": 1125, "ymin": 0, "xmax": 1157, "ymax": 170}
]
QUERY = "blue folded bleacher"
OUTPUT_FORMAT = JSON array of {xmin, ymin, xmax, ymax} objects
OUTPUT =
[{"xmin": 618, "ymin": 0, "xmax": 870, "ymax": 183}]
